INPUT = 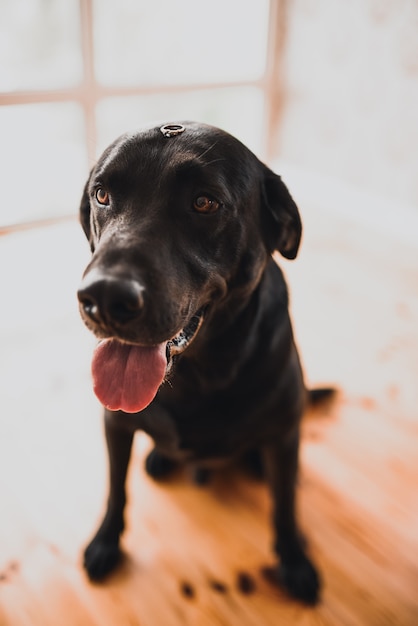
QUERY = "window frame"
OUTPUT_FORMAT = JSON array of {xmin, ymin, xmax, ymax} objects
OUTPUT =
[{"xmin": 0, "ymin": 0, "xmax": 284, "ymax": 231}]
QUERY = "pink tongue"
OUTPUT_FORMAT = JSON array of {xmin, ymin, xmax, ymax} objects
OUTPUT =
[{"xmin": 92, "ymin": 339, "xmax": 167, "ymax": 413}]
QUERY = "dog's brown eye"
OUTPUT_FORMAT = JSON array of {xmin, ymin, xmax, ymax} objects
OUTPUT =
[
  {"xmin": 193, "ymin": 196, "xmax": 220, "ymax": 214},
  {"xmin": 95, "ymin": 188, "xmax": 110, "ymax": 206}
]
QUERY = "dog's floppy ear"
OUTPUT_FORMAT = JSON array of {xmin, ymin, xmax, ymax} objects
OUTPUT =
[
  {"xmin": 79, "ymin": 171, "xmax": 94, "ymax": 251},
  {"xmin": 260, "ymin": 165, "xmax": 302, "ymax": 259}
]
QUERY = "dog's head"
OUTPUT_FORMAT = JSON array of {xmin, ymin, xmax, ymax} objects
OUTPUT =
[{"xmin": 77, "ymin": 122, "xmax": 301, "ymax": 413}]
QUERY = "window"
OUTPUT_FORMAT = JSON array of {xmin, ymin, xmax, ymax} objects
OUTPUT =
[{"xmin": 0, "ymin": 0, "xmax": 281, "ymax": 229}]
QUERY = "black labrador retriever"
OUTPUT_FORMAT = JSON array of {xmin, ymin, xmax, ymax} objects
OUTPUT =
[{"xmin": 77, "ymin": 121, "xmax": 330, "ymax": 605}]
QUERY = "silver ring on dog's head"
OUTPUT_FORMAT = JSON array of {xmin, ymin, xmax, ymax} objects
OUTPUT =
[{"xmin": 160, "ymin": 123, "xmax": 186, "ymax": 138}]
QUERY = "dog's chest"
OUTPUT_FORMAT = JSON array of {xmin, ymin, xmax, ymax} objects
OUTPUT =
[{"xmin": 141, "ymin": 383, "xmax": 270, "ymax": 463}]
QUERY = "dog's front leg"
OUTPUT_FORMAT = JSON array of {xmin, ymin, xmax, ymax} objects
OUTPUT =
[
  {"xmin": 263, "ymin": 432, "xmax": 320, "ymax": 605},
  {"xmin": 84, "ymin": 409, "xmax": 134, "ymax": 581}
]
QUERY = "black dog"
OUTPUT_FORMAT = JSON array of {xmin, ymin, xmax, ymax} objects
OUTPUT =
[{"xmin": 77, "ymin": 121, "xmax": 329, "ymax": 605}]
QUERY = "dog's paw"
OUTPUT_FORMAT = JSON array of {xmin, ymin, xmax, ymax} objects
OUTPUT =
[
  {"xmin": 145, "ymin": 447, "xmax": 178, "ymax": 480},
  {"xmin": 83, "ymin": 538, "xmax": 122, "ymax": 581},
  {"xmin": 278, "ymin": 553, "xmax": 321, "ymax": 605}
]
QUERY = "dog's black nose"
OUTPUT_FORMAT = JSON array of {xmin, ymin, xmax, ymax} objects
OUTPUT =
[{"xmin": 77, "ymin": 274, "xmax": 144, "ymax": 326}]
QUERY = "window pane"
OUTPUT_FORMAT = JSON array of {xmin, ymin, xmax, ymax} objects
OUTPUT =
[
  {"xmin": 96, "ymin": 87, "xmax": 265, "ymax": 158},
  {"xmin": 0, "ymin": 0, "xmax": 82, "ymax": 92},
  {"xmin": 94, "ymin": 0, "xmax": 269, "ymax": 86},
  {"xmin": 0, "ymin": 103, "xmax": 87, "ymax": 227}
]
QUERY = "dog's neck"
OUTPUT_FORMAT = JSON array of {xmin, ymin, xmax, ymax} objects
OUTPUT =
[{"xmin": 172, "ymin": 259, "xmax": 290, "ymax": 391}]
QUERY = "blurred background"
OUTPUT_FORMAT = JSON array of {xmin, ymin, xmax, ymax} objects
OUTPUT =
[
  {"xmin": 0, "ymin": 1, "xmax": 417, "ymax": 624},
  {"xmin": 1, "ymin": 0, "xmax": 417, "ymax": 228}
]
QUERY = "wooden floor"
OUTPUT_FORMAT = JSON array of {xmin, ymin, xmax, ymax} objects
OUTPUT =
[{"xmin": 0, "ymin": 197, "xmax": 417, "ymax": 625}]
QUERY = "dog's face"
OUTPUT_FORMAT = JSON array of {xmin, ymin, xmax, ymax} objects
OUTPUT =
[
  {"xmin": 77, "ymin": 122, "xmax": 302, "ymax": 412},
  {"xmin": 79, "ymin": 122, "xmax": 301, "ymax": 344}
]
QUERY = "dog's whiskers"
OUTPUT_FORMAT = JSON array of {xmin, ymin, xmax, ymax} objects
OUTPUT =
[{"xmin": 197, "ymin": 141, "xmax": 219, "ymax": 161}]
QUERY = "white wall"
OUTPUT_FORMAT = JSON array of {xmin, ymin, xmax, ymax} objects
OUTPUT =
[{"xmin": 277, "ymin": 0, "xmax": 418, "ymax": 210}]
